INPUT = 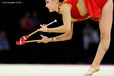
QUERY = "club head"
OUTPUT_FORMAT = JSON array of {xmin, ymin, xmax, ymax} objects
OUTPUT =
[
  {"xmin": 20, "ymin": 35, "xmax": 29, "ymax": 41},
  {"xmin": 16, "ymin": 41, "xmax": 26, "ymax": 45}
]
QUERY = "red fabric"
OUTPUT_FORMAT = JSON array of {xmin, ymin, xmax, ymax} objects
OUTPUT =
[
  {"xmin": 60, "ymin": 0, "xmax": 89, "ymax": 22},
  {"xmin": 58, "ymin": 0, "xmax": 108, "ymax": 22},
  {"xmin": 84, "ymin": 0, "xmax": 108, "ymax": 19},
  {"xmin": 62, "ymin": 0, "xmax": 80, "ymax": 19}
]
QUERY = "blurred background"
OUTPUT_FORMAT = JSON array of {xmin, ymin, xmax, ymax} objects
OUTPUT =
[{"xmin": 0, "ymin": 0, "xmax": 114, "ymax": 64}]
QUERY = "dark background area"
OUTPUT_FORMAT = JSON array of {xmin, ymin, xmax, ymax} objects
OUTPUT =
[{"xmin": 0, "ymin": 0, "xmax": 114, "ymax": 64}]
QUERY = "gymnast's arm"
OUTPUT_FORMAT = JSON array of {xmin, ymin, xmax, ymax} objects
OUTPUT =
[
  {"xmin": 39, "ymin": 22, "xmax": 73, "ymax": 43},
  {"xmin": 40, "ymin": 4, "xmax": 74, "ymax": 42},
  {"xmin": 40, "ymin": 4, "xmax": 72, "ymax": 33},
  {"xmin": 49, "ymin": 22, "xmax": 73, "ymax": 42},
  {"xmin": 50, "ymin": 4, "xmax": 73, "ymax": 41}
]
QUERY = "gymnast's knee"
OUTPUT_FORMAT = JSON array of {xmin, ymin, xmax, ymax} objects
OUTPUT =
[{"xmin": 100, "ymin": 35, "xmax": 111, "ymax": 51}]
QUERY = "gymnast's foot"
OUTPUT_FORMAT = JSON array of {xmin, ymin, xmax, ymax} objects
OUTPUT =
[{"xmin": 85, "ymin": 66, "xmax": 100, "ymax": 76}]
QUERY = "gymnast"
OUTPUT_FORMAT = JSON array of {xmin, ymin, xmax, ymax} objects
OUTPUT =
[{"xmin": 38, "ymin": 0, "xmax": 113, "ymax": 75}]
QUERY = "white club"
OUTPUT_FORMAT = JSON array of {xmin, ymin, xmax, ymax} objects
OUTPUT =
[{"xmin": 46, "ymin": 19, "xmax": 57, "ymax": 27}]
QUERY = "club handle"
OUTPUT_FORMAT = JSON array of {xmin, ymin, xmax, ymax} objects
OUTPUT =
[
  {"xmin": 28, "ymin": 19, "xmax": 57, "ymax": 37},
  {"xmin": 26, "ymin": 40, "xmax": 42, "ymax": 43},
  {"xmin": 45, "ymin": 19, "xmax": 57, "ymax": 27},
  {"xmin": 29, "ymin": 29, "xmax": 40, "ymax": 37}
]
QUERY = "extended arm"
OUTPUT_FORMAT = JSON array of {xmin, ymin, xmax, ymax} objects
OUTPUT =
[
  {"xmin": 40, "ymin": 4, "xmax": 72, "ymax": 33},
  {"xmin": 39, "ymin": 4, "xmax": 74, "ymax": 43}
]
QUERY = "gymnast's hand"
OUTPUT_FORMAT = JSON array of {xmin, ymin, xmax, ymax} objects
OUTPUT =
[
  {"xmin": 39, "ymin": 24, "xmax": 48, "ymax": 32},
  {"xmin": 37, "ymin": 34, "xmax": 49, "ymax": 43}
]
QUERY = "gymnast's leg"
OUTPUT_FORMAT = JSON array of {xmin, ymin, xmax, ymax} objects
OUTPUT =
[{"xmin": 87, "ymin": 0, "xmax": 113, "ymax": 75}]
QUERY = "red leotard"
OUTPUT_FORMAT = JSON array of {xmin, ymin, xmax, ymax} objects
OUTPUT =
[{"xmin": 58, "ymin": 0, "xmax": 108, "ymax": 22}]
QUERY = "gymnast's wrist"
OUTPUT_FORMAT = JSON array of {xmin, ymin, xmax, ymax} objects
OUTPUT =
[{"xmin": 48, "ymin": 37, "xmax": 56, "ymax": 42}]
